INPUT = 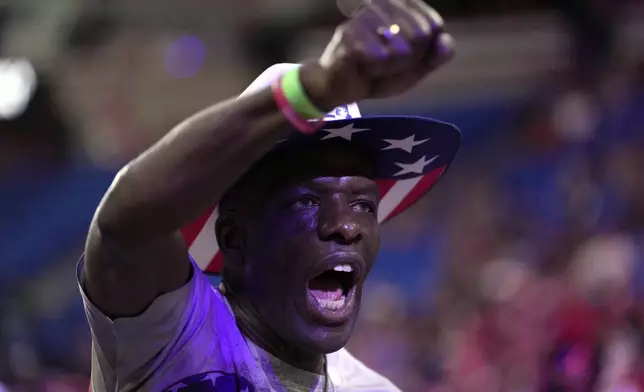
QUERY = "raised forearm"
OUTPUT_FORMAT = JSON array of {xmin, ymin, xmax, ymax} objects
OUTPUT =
[{"xmin": 97, "ymin": 87, "xmax": 290, "ymax": 244}]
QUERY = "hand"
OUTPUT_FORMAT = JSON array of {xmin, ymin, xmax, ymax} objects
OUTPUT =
[{"xmin": 300, "ymin": 0, "xmax": 454, "ymax": 110}]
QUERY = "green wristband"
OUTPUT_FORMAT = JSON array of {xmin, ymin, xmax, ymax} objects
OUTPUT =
[{"xmin": 281, "ymin": 68, "xmax": 325, "ymax": 119}]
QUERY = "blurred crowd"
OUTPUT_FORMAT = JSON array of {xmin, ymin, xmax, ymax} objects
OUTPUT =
[
  {"xmin": 348, "ymin": 58, "xmax": 644, "ymax": 391},
  {"xmin": 1, "ymin": 0, "xmax": 644, "ymax": 391}
]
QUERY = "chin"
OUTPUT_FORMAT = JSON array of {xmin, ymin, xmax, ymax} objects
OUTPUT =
[
  {"xmin": 315, "ymin": 336, "xmax": 350, "ymax": 354},
  {"xmin": 293, "ymin": 318, "xmax": 357, "ymax": 354}
]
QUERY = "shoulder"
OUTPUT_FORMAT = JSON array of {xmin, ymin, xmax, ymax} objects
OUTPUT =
[
  {"xmin": 327, "ymin": 348, "xmax": 401, "ymax": 392},
  {"xmin": 78, "ymin": 256, "xmax": 237, "ymax": 391}
]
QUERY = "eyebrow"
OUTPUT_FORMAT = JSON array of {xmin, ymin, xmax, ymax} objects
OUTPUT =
[
  {"xmin": 306, "ymin": 178, "xmax": 380, "ymax": 196},
  {"xmin": 352, "ymin": 182, "xmax": 380, "ymax": 195}
]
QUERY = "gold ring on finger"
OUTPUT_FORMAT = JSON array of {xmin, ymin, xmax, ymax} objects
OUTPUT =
[{"xmin": 377, "ymin": 24, "xmax": 400, "ymax": 39}]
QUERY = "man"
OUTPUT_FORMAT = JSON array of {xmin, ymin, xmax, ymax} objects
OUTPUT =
[{"xmin": 79, "ymin": 0, "xmax": 461, "ymax": 390}]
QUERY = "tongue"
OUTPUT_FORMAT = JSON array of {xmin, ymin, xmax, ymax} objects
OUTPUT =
[{"xmin": 309, "ymin": 274, "xmax": 344, "ymax": 301}]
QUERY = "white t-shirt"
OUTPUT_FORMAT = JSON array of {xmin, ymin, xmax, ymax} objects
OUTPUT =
[{"xmin": 78, "ymin": 259, "xmax": 401, "ymax": 392}]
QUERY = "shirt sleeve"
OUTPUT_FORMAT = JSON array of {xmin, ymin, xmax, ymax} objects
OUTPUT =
[
  {"xmin": 327, "ymin": 348, "xmax": 402, "ymax": 392},
  {"xmin": 77, "ymin": 256, "xmax": 218, "ymax": 391}
]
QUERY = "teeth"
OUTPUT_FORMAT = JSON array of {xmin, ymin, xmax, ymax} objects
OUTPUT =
[
  {"xmin": 333, "ymin": 264, "xmax": 353, "ymax": 272},
  {"xmin": 318, "ymin": 295, "xmax": 347, "ymax": 310}
]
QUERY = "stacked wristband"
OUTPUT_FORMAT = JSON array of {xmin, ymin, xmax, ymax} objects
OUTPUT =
[{"xmin": 272, "ymin": 67, "xmax": 326, "ymax": 134}]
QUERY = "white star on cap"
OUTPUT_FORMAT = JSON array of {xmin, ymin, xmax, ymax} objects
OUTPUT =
[
  {"xmin": 321, "ymin": 124, "xmax": 369, "ymax": 141},
  {"xmin": 382, "ymin": 135, "xmax": 430, "ymax": 153},
  {"xmin": 393, "ymin": 155, "xmax": 438, "ymax": 176}
]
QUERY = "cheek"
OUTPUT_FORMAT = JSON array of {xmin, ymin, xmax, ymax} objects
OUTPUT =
[
  {"xmin": 266, "ymin": 210, "xmax": 317, "ymax": 249},
  {"xmin": 247, "ymin": 212, "xmax": 317, "ymax": 271},
  {"xmin": 275, "ymin": 210, "xmax": 316, "ymax": 237},
  {"xmin": 363, "ymin": 224, "xmax": 381, "ymax": 272}
]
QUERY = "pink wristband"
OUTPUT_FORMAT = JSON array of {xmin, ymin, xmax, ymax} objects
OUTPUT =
[{"xmin": 272, "ymin": 79, "xmax": 325, "ymax": 135}]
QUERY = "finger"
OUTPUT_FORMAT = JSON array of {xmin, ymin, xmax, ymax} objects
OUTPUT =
[
  {"xmin": 369, "ymin": 33, "xmax": 454, "ymax": 97},
  {"xmin": 421, "ymin": 32, "xmax": 455, "ymax": 70},
  {"xmin": 339, "ymin": 20, "xmax": 390, "ymax": 63},
  {"xmin": 377, "ymin": 0, "xmax": 442, "ymax": 71},
  {"xmin": 404, "ymin": 0, "xmax": 445, "ymax": 33},
  {"xmin": 355, "ymin": 4, "xmax": 415, "ymax": 76},
  {"xmin": 329, "ymin": 19, "xmax": 392, "ymax": 88},
  {"xmin": 359, "ymin": 4, "xmax": 412, "ymax": 57},
  {"xmin": 350, "ymin": 0, "xmax": 369, "ymax": 16},
  {"xmin": 349, "ymin": 20, "xmax": 398, "ymax": 77},
  {"xmin": 379, "ymin": 0, "xmax": 447, "ymax": 72},
  {"xmin": 376, "ymin": 0, "xmax": 432, "ymax": 41}
]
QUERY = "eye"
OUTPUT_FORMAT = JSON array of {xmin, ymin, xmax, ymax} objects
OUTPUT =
[
  {"xmin": 351, "ymin": 199, "xmax": 377, "ymax": 215},
  {"xmin": 291, "ymin": 196, "xmax": 319, "ymax": 211}
]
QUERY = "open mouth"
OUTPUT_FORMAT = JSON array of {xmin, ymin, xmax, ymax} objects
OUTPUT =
[{"xmin": 307, "ymin": 262, "xmax": 360, "ymax": 323}]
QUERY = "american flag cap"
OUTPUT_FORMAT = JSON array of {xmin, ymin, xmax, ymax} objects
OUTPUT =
[{"xmin": 181, "ymin": 64, "xmax": 461, "ymax": 274}]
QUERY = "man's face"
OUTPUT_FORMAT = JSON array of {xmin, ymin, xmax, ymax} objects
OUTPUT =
[{"xmin": 229, "ymin": 145, "xmax": 380, "ymax": 353}]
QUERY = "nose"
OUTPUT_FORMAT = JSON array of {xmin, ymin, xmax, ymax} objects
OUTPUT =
[{"xmin": 317, "ymin": 196, "xmax": 363, "ymax": 245}]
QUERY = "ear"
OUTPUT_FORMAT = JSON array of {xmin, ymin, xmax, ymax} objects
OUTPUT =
[{"xmin": 215, "ymin": 210, "xmax": 245, "ymax": 262}]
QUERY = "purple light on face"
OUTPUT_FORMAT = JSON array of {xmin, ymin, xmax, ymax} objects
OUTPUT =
[{"xmin": 164, "ymin": 35, "xmax": 206, "ymax": 79}]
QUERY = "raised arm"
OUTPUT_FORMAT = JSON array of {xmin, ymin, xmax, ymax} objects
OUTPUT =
[
  {"xmin": 84, "ymin": 85, "xmax": 303, "ymax": 317},
  {"xmin": 82, "ymin": 0, "xmax": 454, "ymax": 318}
]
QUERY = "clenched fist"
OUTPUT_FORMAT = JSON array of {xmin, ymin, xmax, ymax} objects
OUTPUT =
[{"xmin": 300, "ymin": 0, "xmax": 454, "ymax": 110}]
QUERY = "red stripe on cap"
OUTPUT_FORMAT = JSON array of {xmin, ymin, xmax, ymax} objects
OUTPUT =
[
  {"xmin": 205, "ymin": 252, "xmax": 224, "ymax": 274},
  {"xmin": 383, "ymin": 166, "xmax": 446, "ymax": 222},
  {"xmin": 185, "ymin": 168, "xmax": 446, "ymax": 275},
  {"xmin": 376, "ymin": 179, "xmax": 397, "ymax": 198},
  {"xmin": 181, "ymin": 205, "xmax": 217, "ymax": 246}
]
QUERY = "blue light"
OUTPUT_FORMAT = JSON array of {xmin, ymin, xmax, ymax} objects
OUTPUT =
[{"xmin": 164, "ymin": 35, "xmax": 206, "ymax": 79}]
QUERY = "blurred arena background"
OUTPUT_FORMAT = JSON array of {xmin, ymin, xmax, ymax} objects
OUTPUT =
[{"xmin": 1, "ymin": 0, "xmax": 644, "ymax": 390}]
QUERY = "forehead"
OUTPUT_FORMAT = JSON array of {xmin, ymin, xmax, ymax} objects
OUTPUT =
[
  {"xmin": 222, "ymin": 144, "xmax": 377, "ymax": 210},
  {"xmin": 261, "ymin": 143, "xmax": 375, "ymax": 185},
  {"xmin": 280, "ymin": 142, "xmax": 373, "ymax": 172}
]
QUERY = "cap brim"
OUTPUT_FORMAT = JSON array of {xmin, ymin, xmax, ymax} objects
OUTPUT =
[{"xmin": 181, "ymin": 115, "xmax": 461, "ymax": 275}]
